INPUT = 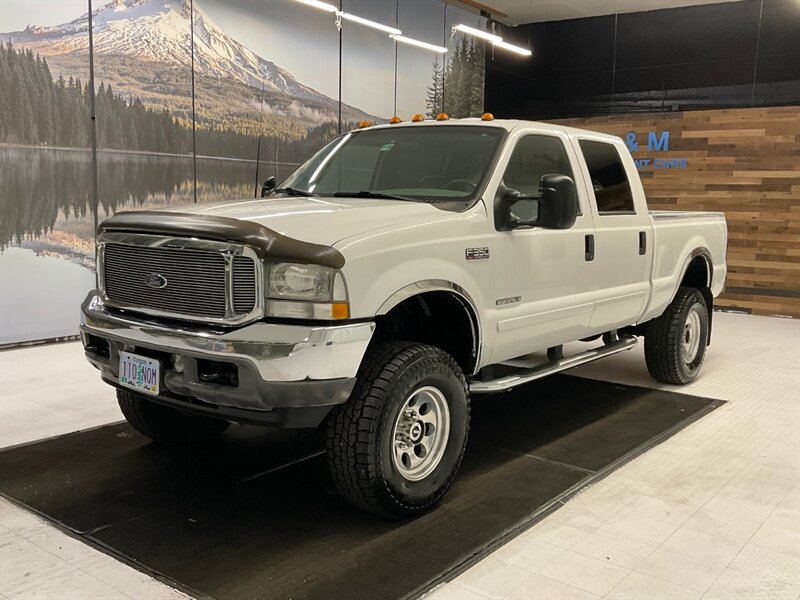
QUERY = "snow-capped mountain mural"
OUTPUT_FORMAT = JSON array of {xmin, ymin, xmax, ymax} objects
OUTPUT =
[{"xmin": 1, "ymin": 0, "xmax": 373, "ymax": 132}]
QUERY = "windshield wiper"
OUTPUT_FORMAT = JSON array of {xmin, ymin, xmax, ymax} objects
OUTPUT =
[
  {"xmin": 272, "ymin": 187, "xmax": 313, "ymax": 197},
  {"xmin": 331, "ymin": 191, "xmax": 419, "ymax": 202}
]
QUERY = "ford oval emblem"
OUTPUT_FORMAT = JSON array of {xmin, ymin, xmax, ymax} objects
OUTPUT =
[{"xmin": 145, "ymin": 273, "xmax": 168, "ymax": 289}]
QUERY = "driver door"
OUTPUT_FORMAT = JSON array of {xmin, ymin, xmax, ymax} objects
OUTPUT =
[{"xmin": 487, "ymin": 131, "xmax": 597, "ymax": 364}]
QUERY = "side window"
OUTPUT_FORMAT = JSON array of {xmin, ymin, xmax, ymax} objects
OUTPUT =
[
  {"xmin": 502, "ymin": 135, "xmax": 576, "ymax": 198},
  {"xmin": 578, "ymin": 140, "xmax": 635, "ymax": 214}
]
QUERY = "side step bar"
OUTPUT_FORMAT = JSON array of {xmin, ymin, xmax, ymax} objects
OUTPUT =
[{"xmin": 469, "ymin": 335, "xmax": 638, "ymax": 394}]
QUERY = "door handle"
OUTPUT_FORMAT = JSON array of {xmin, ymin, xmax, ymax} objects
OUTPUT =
[
  {"xmin": 639, "ymin": 231, "xmax": 647, "ymax": 255},
  {"xmin": 585, "ymin": 234, "xmax": 595, "ymax": 262}
]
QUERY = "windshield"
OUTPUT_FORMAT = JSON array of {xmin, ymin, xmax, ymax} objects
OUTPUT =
[{"xmin": 278, "ymin": 125, "xmax": 505, "ymax": 202}]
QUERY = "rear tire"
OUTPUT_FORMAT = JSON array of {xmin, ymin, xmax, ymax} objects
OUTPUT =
[
  {"xmin": 117, "ymin": 389, "xmax": 229, "ymax": 444},
  {"xmin": 644, "ymin": 286, "xmax": 709, "ymax": 385},
  {"xmin": 325, "ymin": 342, "xmax": 470, "ymax": 519}
]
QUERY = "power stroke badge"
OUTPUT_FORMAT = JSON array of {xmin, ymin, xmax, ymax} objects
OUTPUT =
[{"xmin": 465, "ymin": 247, "xmax": 490, "ymax": 261}]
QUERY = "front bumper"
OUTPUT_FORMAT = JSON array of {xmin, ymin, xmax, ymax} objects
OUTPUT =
[{"xmin": 80, "ymin": 292, "xmax": 374, "ymax": 426}]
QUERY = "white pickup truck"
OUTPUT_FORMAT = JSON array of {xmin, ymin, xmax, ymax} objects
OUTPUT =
[{"xmin": 81, "ymin": 117, "xmax": 727, "ymax": 518}]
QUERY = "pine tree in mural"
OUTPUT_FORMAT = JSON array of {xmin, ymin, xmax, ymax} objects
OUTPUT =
[
  {"xmin": 426, "ymin": 60, "xmax": 444, "ymax": 118},
  {"xmin": 425, "ymin": 36, "xmax": 485, "ymax": 119}
]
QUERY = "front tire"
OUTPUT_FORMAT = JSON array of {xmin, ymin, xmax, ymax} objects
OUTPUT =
[
  {"xmin": 644, "ymin": 286, "xmax": 709, "ymax": 385},
  {"xmin": 326, "ymin": 342, "xmax": 470, "ymax": 519},
  {"xmin": 117, "ymin": 389, "xmax": 229, "ymax": 444}
]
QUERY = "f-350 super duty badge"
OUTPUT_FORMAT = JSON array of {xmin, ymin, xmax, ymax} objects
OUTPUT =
[{"xmin": 465, "ymin": 247, "xmax": 490, "ymax": 261}]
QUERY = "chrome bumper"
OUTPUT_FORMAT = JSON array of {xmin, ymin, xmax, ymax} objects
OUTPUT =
[{"xmin": 80, "ymin": 292, "xmax": 374, "ymax": 421}]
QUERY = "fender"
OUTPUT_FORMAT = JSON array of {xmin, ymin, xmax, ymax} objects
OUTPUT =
[
  {"xmin": 377, "ymin": 280, "xmax": 483, "ymax": 373},
  {"xmin": 669, "ymin": 247, "xmax": 713, "ymax": 305}
]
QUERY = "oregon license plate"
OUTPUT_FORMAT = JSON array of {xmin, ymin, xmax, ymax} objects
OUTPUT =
[{"xmin": 119, "ymin": 351, "xmax": 160, "ymax": 396}]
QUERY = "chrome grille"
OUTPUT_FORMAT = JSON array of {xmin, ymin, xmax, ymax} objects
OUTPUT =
[
  {"xmin": 232, "ymin": 256, "xmax": 256, "ymax": 314},
  {"xmin": 100, "ymin": 236, "xmax": 260, "ymax": 323}
]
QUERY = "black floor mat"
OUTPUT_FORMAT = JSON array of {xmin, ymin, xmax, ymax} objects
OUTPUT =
[{"xmin": 0, "ymin": 375, "xmax": 720, "ymax": 600}]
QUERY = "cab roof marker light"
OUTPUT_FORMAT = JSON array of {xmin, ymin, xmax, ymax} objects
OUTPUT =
[
  {"xmin": 452, "ymin": 24, "xmax": 501, "ymax": 43},
  {"xmin": 390, "ymin": 34, "xmax": 448, "ymax": 54},
  {"xmin": 493, "ymin": 39, "xmax": 532, "ymax": 57},
  {"xmin": 338, "ymin": 11, "xmax": 402, "ymax": 35},
  {"xmin": 293, "ymin": 0, "xmax": 337, "ymax": 13}
]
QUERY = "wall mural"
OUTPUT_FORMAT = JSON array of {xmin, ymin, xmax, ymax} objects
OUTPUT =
[{"xmin": 0, "ymin": 0, "xmax": 487, "ymax": 345}]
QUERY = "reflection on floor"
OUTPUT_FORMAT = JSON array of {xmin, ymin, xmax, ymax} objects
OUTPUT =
[{"xmin": 1, "ymin": 312, "xmax": 798, "ymax": 600}]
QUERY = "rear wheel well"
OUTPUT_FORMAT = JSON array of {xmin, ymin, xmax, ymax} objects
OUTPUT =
[
  {"xmin": 371, "ymin": 292, "xmax": 479, "ymax": 375},
  {"xmin": 679, "ymin": 255, "xmax": 714, "ymax": 344}
]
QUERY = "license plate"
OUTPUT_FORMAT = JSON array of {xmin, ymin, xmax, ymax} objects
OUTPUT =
[{"xmin": 119, "ymin": 351, "xmax": 160, "ymax": 396}]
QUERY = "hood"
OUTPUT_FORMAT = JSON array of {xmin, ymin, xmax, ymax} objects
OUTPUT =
[{"xmin": 168, "ymin": 196, "xmax": 455, "ymax": 248}]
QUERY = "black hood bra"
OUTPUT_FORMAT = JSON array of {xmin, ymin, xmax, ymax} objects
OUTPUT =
[{"xmin": 99, "ymin": 210, "xmax": 346, "ymax": 269}]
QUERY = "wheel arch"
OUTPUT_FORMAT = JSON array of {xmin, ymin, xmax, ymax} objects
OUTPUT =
[
  {"xmin": 374, "ymin": 281, "xmax": 482, "ymax": 375},
  {"xmin": 673, "ymin": 248, "xmax": 714, "ymax": 344}
]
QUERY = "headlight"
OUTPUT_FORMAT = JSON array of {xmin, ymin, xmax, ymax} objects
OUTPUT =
[
  {"xmin": 266, "ymin": 263, "xmax": 349, "ymax": 320},
  {"xmin": 269, "ymin": 263, "xmax": 333, "ymax": 301}
]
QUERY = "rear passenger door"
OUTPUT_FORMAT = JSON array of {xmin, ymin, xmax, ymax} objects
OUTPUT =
[{"xmin": 573, "ymin": 137, "xmax": 652, "ymax": 330}]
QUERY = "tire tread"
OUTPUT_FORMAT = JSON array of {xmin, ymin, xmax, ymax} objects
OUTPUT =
[{"xmin": 325, "ymin": 342, "xmax": 469, "ymax": 518}]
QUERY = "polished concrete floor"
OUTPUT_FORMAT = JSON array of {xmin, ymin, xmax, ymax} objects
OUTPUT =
[{"xmin": 1, "ymin": 311, "xmax": 798, "ymax": 600}]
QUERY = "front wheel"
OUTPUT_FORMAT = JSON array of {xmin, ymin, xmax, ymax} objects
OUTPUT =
[
  {"xmin": 325, "ymin": 342, "xmax": 470, "ymax": 519},
  {"xmin": 644, "ymin": 286, "xmax": 709, "ymax": 385}
]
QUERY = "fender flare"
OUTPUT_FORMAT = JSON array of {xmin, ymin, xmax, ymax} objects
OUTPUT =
[
  {"xmin": 669, "ymin": 247, "xmax": 713, "ymax": 305},
  {"xmin": 377, "ymin": 280, "xmax": 483, "ymax": 374}
]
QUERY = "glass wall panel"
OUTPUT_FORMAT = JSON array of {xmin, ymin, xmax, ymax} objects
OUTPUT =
[
  {"xmin": 396, "ymin": 0, "xmax": 446, "ymax": 119},
  {"xmin": 341, "ymin": 0, "xmax": 397, "ymax": 126},
  {"xmin": 443, "ymin": 4, "xmax": 487, "ymax": 118},
  {"xmin": 264, "ymin": 0, "xmax": 342, "ymax": 181},
  {"xmin": 0, "ymin": 0, "xmax": 96, "ymax": 344},
  {"xmin": 90, "ymin": 0, "xmax": 195, "ymax": 221}
]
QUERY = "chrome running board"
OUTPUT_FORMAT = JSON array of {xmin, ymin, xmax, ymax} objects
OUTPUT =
[{"xmin": 469, "ymin": 335, "xmax": 638, "ymax": 394}]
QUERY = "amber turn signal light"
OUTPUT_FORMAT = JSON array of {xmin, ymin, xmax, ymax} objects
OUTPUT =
[{"xmin": 331, "ymin": 303, "xmax": 349, "ymax": 320}]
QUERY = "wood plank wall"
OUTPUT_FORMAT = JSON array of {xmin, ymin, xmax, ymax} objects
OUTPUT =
[{"xmin": 555, "ymin": 106, "xmax": 800, "ymax": 318}]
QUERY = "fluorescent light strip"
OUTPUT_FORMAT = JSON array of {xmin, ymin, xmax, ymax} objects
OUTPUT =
[
  {"xmin": 493, "ymin": 39, "xmax": 532, "ymax": 57},
  {"xmin": 452, "ymin": 24, "xmax": 501, "ymax": 43},
  {"xmin": 294, "ymin": 0, "xmax": 337, "ymax": 13},
  {"xmin": 391, "ymin": 34, "xmax": 448, "ymax": 54},
  {"xmin": 338, "ymin": 11, "xmax": 402, "ymax": 35}
]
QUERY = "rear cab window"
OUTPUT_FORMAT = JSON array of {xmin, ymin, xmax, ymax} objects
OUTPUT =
[{"xmin": 578, "ymin": 140, "xmax": 635, "ymax": 215}]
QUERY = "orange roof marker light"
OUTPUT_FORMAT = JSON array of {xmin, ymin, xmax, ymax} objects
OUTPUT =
[
  {"xmin": 481, "ymin": 112, "xmax": 495, "ymax": 121},
  {"xmin": 411, "ymin": 114, "xmax": 425, "ymax": 122},
  {"xmin": 436, "ymin": 112, "xmax": 450, "ymax": 121},
  {"xmin": 358, "ymin": 120, "xmax": 371, "ymax": 128},
  {"xmin": 389, "ymin": 116, "xmax": 402, "ymax": 124}
]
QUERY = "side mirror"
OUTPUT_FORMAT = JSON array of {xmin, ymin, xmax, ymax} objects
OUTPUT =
[
  {"xmin": 260, "ymin": 176, "xmax": 277, "ymax": 198},
  {"xmin": 495, "ymin": 174, "xmax": 579, "ymax": 231},
  {"xmin": 538, "ymin": 174, "xmax": 579, "ymax": 230}
]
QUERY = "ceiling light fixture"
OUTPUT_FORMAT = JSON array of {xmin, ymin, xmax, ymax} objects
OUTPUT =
[
  {"xmin": 390, "ymin": 35, "xmax": 448, "ymax": 54},
  {"xmin": 452, "ymin": 24, "xmax": 502, "ymax": 43},
  {"xmin": 452, "ymin": 23, "xmax": 532, "ymax": 58},
  {"xmin": 492, "ymin": 39, "xmax": 532, "ymax": 57},
  {"xmin": 338, "ymin": 11, "xmax": 402, "ymax": 35},
  {"xmin": 293, "ymin": 0, "xmax": 337, "ymax": 13}
]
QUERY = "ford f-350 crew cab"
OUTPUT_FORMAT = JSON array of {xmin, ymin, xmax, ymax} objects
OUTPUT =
[{"xmin": 81, "ymin": 118, "xmax": 727, "ymax": 518}]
